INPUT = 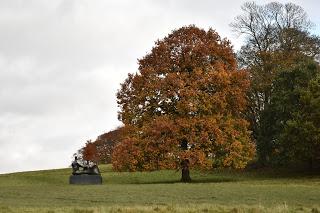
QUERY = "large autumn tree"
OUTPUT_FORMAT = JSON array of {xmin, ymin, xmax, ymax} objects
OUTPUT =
[
  {"xmin": 231, "ymin": 2, "xmax": 320, "ymax": 164},
  {"xmin": 113, "ymin": 26, "xmax": 255, "ymax": 179}
]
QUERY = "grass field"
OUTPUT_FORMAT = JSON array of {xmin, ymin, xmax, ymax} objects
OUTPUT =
[{"xmin": 0, "ymin": 165, "xmax": 319, "ymax": 212}]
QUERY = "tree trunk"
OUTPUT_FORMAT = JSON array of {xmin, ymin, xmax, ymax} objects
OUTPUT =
[{"xmin": 180, "ymin": 159, "xmax": 191, "ymax": 182}]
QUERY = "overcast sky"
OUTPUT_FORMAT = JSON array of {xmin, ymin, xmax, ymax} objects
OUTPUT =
[{"xmin": 0, "ymin": 0, "xmax": 319, "ymax": 174}]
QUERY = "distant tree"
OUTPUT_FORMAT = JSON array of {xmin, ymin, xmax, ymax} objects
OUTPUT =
[
  {"xmin": 279, "ymin": 69, "xmax": 320, "ymax": 169},
  {"xmin": 94, "ymin": 126, "xmax": 125, "ymax": 164},
  {"xmin": 231, "ymin": 1, "xmax": 320, "ymax": 164},
  {"xmin": 82, "ymin": 140, "xmax": 99, "ymax": 163},
  {"xmin": 259, "ymin": 57, "xmax": 320, "ymax": 167},
  {"xmin": 114, "ymin": 26, "xmax": 255, "ymax": 180}
]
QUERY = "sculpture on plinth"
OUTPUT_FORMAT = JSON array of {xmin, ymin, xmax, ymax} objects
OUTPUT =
[{"xmin": 69, "ymin": 156, "xmax": 102, "ymax": 184}]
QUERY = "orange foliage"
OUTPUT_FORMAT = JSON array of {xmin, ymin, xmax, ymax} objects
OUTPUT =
[
  {"xmin": 113, "ymin": 25, "xmax": 255, "ymax": 171},
  {"xmin": 93, "ymin": 126, "xmax": 125, "ymax": 164},
  {"xmin": 82, "ymin": 140, "xmax": 98, "ymax": 163},
  {"xmin": 111, "ymin": 138, "xmax": 143, "ymax": 172}
]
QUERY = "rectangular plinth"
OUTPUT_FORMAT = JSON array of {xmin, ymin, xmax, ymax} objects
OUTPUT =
[{"xmin": 69, "ymin": 175, "xmax": 102, "ymax": 184}]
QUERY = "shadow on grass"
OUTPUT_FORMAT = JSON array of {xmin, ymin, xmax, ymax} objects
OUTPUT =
[
  {"xmin": 242, "ymin": 167, "xmax": 320, "ymax": 180},
  {"xmin": 138, "ymin": 178, "xmax": 238, "ymax": 184},
  {"xmin": 101, "ymin": 165, "xmax": 320, "ymax": 185},
  {"xmin": 107, "ymin": 175, "xmax": 239, "ymax": 185}
]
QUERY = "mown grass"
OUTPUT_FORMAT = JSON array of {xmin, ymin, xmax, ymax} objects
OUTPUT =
[{"xmin": 0, "ymin": 165, "xmax": 319, "ymax": 212}]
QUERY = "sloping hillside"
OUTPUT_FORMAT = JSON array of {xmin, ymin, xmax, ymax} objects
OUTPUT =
[{"xmin": 0, "ymin": 165, "xmax": 320, "ymax": 212}]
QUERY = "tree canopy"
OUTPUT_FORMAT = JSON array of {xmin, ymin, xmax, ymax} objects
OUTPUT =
[
  {"xmin": 76, "ymin": 1, "xmax": 320, "ymax": 172},
  {"xmin": 283, "ymin": 73, "xmax": 320, "ymax": 167},
  {"xmin": 258, "ymin": 57, "xmax": 320, "ymax": 166},
  {"xmin": 113, "ymin": 26, "xmax": 255, "ymax": 172},
  {"xmin": 231, "ymin": 1, "xmax": 320, "ymax": 165}
]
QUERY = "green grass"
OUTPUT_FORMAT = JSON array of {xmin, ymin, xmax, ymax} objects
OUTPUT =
[{"xmin": 0, "ymin": 165, "xmax": 320, "ymax": 212}]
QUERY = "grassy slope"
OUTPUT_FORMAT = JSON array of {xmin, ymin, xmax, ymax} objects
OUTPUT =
[{"xmin": 0, "ymin": 165, "xmax": 319, "ymax": 212}]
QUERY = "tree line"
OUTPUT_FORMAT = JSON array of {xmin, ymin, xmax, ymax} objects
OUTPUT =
[{"xmin": 78, "ymin": 1, "xmax": 320, "ymax": 177}]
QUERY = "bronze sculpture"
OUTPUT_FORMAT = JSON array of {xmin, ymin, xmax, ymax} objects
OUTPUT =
[
  {"xmin": 70, "ymin": 156, "xmax": 102, "ymax": 184},
  {"xmin": 71, "ymin": 156, "xmax": 100, "ymax": 175}
]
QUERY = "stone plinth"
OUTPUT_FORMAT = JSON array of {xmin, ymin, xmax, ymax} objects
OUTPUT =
[{"xmin": 69, "ymin": 174, "xmax": 102, "ymax": 185}]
